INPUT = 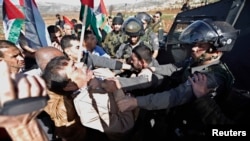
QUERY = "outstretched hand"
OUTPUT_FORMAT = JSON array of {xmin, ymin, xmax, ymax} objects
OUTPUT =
[{"xmin": 188, "ymin": 73, "xmax": 210, "ymax": 98}]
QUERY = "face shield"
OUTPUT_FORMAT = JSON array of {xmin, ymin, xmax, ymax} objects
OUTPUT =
[{"xmin": 178, "ymin": 20, "xmax": 218, "ymax": 45}]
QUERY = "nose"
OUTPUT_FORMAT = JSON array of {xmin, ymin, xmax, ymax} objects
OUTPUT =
[
  {"xmin": 17, "ymin": 55, "xmax": 24, "ymax": 60},
  {"xmin": 191, "ymin": 46, "xmax": 199, "ymax": 52}
]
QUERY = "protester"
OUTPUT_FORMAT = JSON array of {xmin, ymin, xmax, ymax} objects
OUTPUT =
[
  {"xmin": 0, "ymin": 40, "xmax": 25, "ymax": 74},
  {"xmin": 60, "ymin": 34, "xmax": 132, "ymax": 70},
  {"xmin": 55, "ymin": 13, "xmax": 64, "ymax": 29},
  {"xmin": 43, "ymin": 56, "xmax": 135, "ymax": 141},
  {"xmin": 47, "ymin": 25, "xmax": 63, "ymax": 51},
  {"xmin": 24, "ymin": 47, "xmax": 64, "ymax": 76},
  {"xmin": 83, "ymin": 30, "xmax": 110, "ymax": 58}
]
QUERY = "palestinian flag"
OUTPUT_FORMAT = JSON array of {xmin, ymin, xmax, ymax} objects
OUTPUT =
[
  {"xmin": 2, "ymin": 0, "xmax": 25, "ymax": 44},
  {"xmin": 79, "ymin": 0, "xmax": 102, "ymax": 42},
  {"xmin": 23, "ymin": 0, "xmax": 51, "ymax": 49},
  {"xmin": 63, "ymin": 15, "xmax": 74, "ymax": 28},
  {"xmin": 95, "ymin": 0, "xmax": 108, "ymax": 28}
]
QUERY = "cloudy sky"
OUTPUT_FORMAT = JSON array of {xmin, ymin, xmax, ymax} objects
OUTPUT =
[{"xmin": 0, "ymin": 0, "xmax": 142, "ymax": 6}]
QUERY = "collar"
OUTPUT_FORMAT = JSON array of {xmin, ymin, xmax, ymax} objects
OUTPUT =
[
  {"xmin": 191, "ymin": 60, "xmax": 220, "ymax": 74},
  {"xmin": 71, "ymin": 86, "xmax": 88, "ymax": 98}
]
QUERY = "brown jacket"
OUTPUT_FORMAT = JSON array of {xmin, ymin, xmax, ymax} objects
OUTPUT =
[{"xmin": 44, "ymin": 90, "xmax": 87, "ymax": 141}]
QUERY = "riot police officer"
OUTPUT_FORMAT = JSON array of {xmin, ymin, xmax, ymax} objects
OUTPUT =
[
  {"xmin": 115, "ymin": 17, "xmax": 148, "ymax": 62},
  {"xmin": 103, "ymin": 16, "xmax": 128, "ymax": 58},
  {"xmin": 135, "ymin": 12, "xmax": 160, "ymax": 58},
  {"xmin": 116, "ymin": 19, "xmax": 239, "ymax": 140}
]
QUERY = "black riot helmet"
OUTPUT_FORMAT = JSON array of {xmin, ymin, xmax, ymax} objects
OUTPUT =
[
  {"xmin": 112, "ymin": 16, "xmax": 124, "ymax": 25},
  {"xmin": 179, "ymin": 19, "xmax": 239, "ymax": 52},
  {"xmin": 122, "ymin": 17, "xmax": 144, "ymax": 36},
  {"xmin": 135, "ymin": 12, "xmax": 152, "ymax": 24}
]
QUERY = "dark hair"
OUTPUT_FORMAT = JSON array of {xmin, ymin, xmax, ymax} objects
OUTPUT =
[
  {"xmin": 0, "ymin": 40, "xmax": 16, "ymax": 57},
  {"xmin": 47, "ymin": 25, "xmax": 61, "ymax": 34},
  {"xmin": 42, "ymin": 56, "xmax": 70, "ymax": 94},
  {"xmin": 71, "ymin": 18, "xmax": 77, "ymax": 24},
  {"xmin": 132, "ymin": 44, "xmax": 152, "ymax": 64},
  {"xmin": 84, "ymin": 30, "xmax": 94, "ymax": 40},
  {"xmin": 155, "ymin": 11, "xmax": 162, "ymax": 16},
  {"xmin": 116, "ymin": 12, "xmax": 123, "ymax": 18},
  {"xmin": 75, "ymin": 24, "xmax": 82, "ymax": 31},
  {"xmin": 60, "ymin": 35, "xmax": 78, "ymax": 51}
]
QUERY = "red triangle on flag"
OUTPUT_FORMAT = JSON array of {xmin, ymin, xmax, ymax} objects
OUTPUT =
[
  {"xmin": 63, "ymin": 16, "xmax": 74, "ymax": 28},
  {"xmin": 80, "ymin": 0, "xmax": 94, "ymax": 8},
  {"xmin": 4, "ymin": 0, "xmax": 25, "ymax": 19},
  {"xmin": 99, "ymin": 0, "xmax": 108, "ymax": 15}
]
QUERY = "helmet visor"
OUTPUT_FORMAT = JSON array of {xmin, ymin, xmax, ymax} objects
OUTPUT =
[{"xmin": 178, "ymin": 20, "xmax": 218, "ymax": 44}]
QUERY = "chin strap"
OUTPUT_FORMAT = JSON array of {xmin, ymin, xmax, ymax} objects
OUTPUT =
[{"xmin": 197, "ymin": 54, "xmax": 219, "ymax": 65}]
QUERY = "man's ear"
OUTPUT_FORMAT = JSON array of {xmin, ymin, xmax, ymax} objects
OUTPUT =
[
  {"xmin": 64, "ymin": 48, "xmax": 70, "ymax": 55},
  {"xmin": 141, "ymin": 59, "xmax": 147, "ymax": 68}
]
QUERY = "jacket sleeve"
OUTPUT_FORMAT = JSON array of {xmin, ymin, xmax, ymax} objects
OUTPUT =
[
  {"xmin": 149, "ymin": 32, "xmax": 159, "ymax": 51},
  {"xmin": 89, "ymin": 54, "xmax": 123, "ymax": 70},
  {"xmin": 118, "ymin": 73, "xmax": 164, "ymax": 92},
  {"xmin": 115, "ymin": 43, "xmax": 126, "ymax": 59},
  {"xmin": 136, "ymin": 72, "xmax": 219, "ymax": 110},
  {"xmin": 104, "ymin": 90, "xmax": 135, "ymax": 140},
  {"xmin": 154, "ymin": 63, "xmax": 179, "ymax": 76}
]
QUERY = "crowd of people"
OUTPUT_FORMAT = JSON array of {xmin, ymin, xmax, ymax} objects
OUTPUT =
[{"xmin": 1, "ymin": 8, "xmax": 249, "ymax": 141}]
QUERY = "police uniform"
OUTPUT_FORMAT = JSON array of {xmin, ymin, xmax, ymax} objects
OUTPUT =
[
  {"xmin": 133, "ymin": 19, "xmax": 239, "ymax": 140},
  {"xmin": 151, "ymin": 20, "xmax": 165, "ymax": 33},
  {"xmin": 103, "ymin": 31, "xmax": 128, "ymax": 58},
  {"xmin": 140, "ymin": 27, "xmax": 160, "ymax": 53},
  {"xmin": 115, "ymin": 41, "xmax": 152, "ymax": 61},
  {"xmin": 81, "ymin": 51, "xmax": 124, "ymax": 70}
]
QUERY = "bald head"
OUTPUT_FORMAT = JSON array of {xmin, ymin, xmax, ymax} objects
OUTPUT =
[{"xmin": 35, "ymin": 47, "xmax": 64, "ymax": 71}]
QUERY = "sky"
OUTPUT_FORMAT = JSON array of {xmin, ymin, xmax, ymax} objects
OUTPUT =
[{"xmin": 0, "ymin": 0, "xmax": 142, "ymax": 6}]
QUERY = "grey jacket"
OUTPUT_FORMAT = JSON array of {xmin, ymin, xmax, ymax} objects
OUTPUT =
[
  {"xmin": 136, "ymin": 60, "xmax": 231, "ymax": 110},
  {"xmin": 118, "ymin": 59, "xmax": 164, "ymax": 92},
  {"xmin": 83, "ymin": 52, "xmax": 123, "ymax": 70}
]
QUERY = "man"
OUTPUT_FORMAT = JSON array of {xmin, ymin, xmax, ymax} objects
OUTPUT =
[
  {"xmin": 42, "ymin": 56, "xmax": 135, "ymax": 141},
  {"xmin": 118, "ymin": 19, "xmax": 239, "ymax": 110},
  {"xmin": 63, "ymin": 23, "xmax": 74, "ymax": 36},
  {"xmin": 116, "ymin": 20, "xmax": 239, "ymax": 139},
  {"xmin": 135, "ymin": 12, "xmax": 160, "ymax": 58},
  {"xmin": 0, "ymin": 40, "xmax": 25, "ymax": 74},
  {"xmin": 47, "ymin": 25, "xmax": 63, "ymax": 51},
  {"xmin": 55, "ymin": 14, "xmax": 64, "ymax": 29},
  {"xmin": 116, "ymin": 44, "xmax": 169, "ymax": 93},
  {"xmin": 24, "ymin": 47, "xmax": 64, "ymax": 76},
  {"xmin": 83, "ymin": 30, "xmax": 110, "ymax": 58},
  {"xmin": 42, "ymin": 56, "xmax": 93, "ymax": 141},
  {"xmin": 60, "ymin": 35, "xmax": 131, "ymax": 70},
  {"xmin": 115, "ymin": 17, "xmax": 146, "ymax": 62},
  {"xmin": 103, "ymin": 16, "xmax": 128, "ymax": 58},
  {"xmin": 151, "ymin": 11, "xmax": 166, "ymax": 43}
]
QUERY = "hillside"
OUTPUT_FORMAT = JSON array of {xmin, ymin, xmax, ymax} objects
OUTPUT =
[{"xmin": 0, "ymin": 0, "xmax": 219, "ymax": 40}]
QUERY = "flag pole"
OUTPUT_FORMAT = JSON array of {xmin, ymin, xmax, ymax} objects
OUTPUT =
[{"xmin": 78, "ymin": 5, "xmax": 88, "ymax": 62}]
